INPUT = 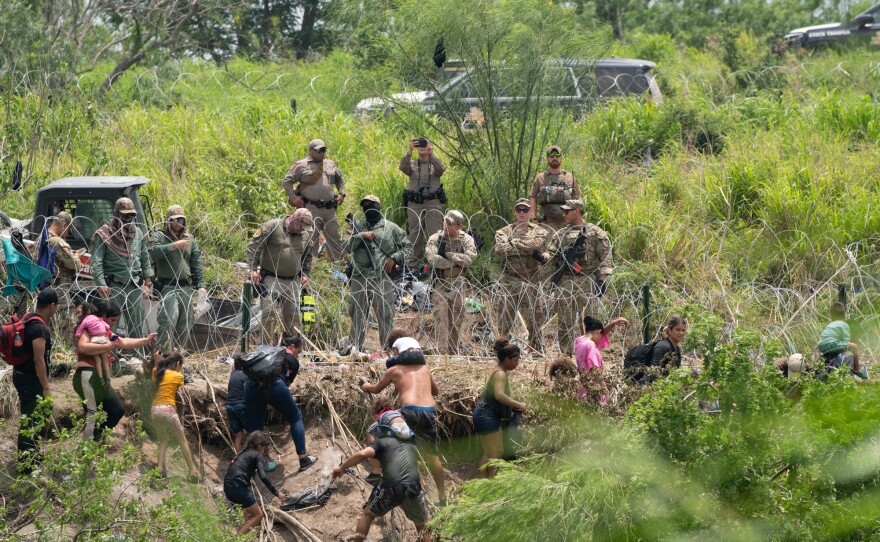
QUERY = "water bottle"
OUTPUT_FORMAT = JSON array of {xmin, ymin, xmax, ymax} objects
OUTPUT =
[{"xmin": 13, "ymin": 330, "xmax": 22, "ymax": 348}]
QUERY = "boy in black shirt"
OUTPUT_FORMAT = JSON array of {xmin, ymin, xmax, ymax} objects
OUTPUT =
[{"xmin": 13, "ymin": 288, "xmax": 59, "ymax": 473}]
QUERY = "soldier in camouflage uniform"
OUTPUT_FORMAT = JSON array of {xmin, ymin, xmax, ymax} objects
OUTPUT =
[
  {"xmin": 549, "ymin": 199, "xmax": 613, "ymax": 356},
  {"xmin": 493, "ymin": 199, "xmax": 553, "ymax": 353},
  {"xmin": 148, "ymin": 205, "xmax": 207, "ymax": 353},
  {"xmin": 246, "ymin": 209, "xmax": 314, "ymax": 344},
  {"xmin": 425, "ymin": 210, "xmax": 477, "ymax": 354},
  {"xmin": 90, "ymin": 197, "xmax": 154, "ymax": 338},
  {"xmin": 341, "ymin": 195, "xmax": 412, "ymax": 355},
  {"xmin": 282, "ymin": 138, "xmax": 347, "ymax": 262},
  {"xmin": 529, "ymin": 145, "xmax": 581, "ymax": 231},
  {"xmin": 400, "ymin": 137, "xmax": 446, "ymax": 269},
  {"xmin": 47, "ymin": 211, "xmax": 83, "ymax": 285}
]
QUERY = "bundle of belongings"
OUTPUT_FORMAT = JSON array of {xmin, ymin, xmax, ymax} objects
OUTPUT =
[{"xmin": 385, "ymin": 337, "xmax": 426, "ymax": 368}]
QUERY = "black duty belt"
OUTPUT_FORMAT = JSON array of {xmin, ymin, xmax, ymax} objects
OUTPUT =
[
  {"xmin": 261, "ymin": 270, "xmax": 297, "ymax": 280},
  {"xmin": 403, "ymin": 189, "xmax": 441, "ymax": 204},
  {"xmin": 106, "ymin": 274, "xmax": 141, "ymax": 287},
  {"xmin": 301, "ymin": 196, "xmax": 338, "ymax": 209}
]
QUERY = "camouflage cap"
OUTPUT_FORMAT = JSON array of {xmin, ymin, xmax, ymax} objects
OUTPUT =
[
  {"xmin": 360, "ymin": 194, "xmax": 381, "ymax": 205},
  {"xmin": 166, "ymin": 205, "xmax": 186, "ymax": 220},
  {"xmin": 114, "ymin": 197, "xmax": 137, "ymax": 215},
  {"xmin": 54, "ymin": 211, "xmax": 73, "ymax": 223},
  {"xmin": 546, "ymin": 144, "xmax": 562, "ymax": 155},
  {"xmin": 560, "ymin": 199, "xmax": 584, "ymax": 213},
  {"xmin": 444, "ymin": 210, "xmax": 465, "ymax": 225},
  {"xmin": 514, "ymin": 198, "xmax": 531, "ymax": 209},
  {"xmin": 308, "ymin": 138, "xmax": 326, "ymax": 150}
]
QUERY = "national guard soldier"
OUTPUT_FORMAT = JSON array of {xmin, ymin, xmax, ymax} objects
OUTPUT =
[
  {"xmin": 529, "ymin": 145, "xmax": 581, "ymax": 231},
  {"xmin": 282, "ymin": 138, "xmax": 346, "ymax": 262},
  {"xmin": 148, "ymin": 205, "xmax": 207, "ymax": 353},
  {"xmin": 340, "ymin": 195, "xmax": 412, "ymax": 355},
  {"xmin": 425, "ymin": 210, "xmax": 477, "ymax": 354},
  {"xmin": 400, "ymin": 137, "xmax": 447, "ymax": 270},
  {"xmin": 47, "ymin": 211, "xmax": 83, "ymax": 285},
  {"xmin": 548, "ymin": 199, "xmax": 613, "ymax": 356},
  {"xmin": 90, "ymin": 197, "xmax": 153, "ymax": 338},
  {"xmin": 246, "ymin": 208, "xmax": 314, "ymax": 344},
  {"xmin": 493, "ymin": 198, "xmax": 553, "ymax": 354}
]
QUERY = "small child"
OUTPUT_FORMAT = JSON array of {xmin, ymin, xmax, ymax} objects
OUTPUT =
[
  {"xmin": 362, "ymin": 398, "xmax": 415, "ymax": 486},
  {"xmin": 152, "ymin": 353, "xmax": 200, "ymax": 480},
  {"xmin": 818, "ymin": 302, "xmax": 867, "ymax": 379},
  {"xmin": 224, "ymin": 431, "xmax": 288, "ymax": 535},
  {"xmin": 226, "ymin": 354, "xmax": 248, "ymax": 452},
  {"xmin": 74, "ymin": 302, "xmax": 117, "ymax": 382}
]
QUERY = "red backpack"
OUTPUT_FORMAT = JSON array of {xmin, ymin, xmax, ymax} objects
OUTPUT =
[{"xmin": 0, "ymin": 313, "xmax": 46, "ymax": 366}]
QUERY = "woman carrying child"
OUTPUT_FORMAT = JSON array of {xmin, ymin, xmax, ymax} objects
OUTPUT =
[
  {"xmin": 151, "ymin": 352, "xmax": 200, "ymax": 480},
  {"xmin": 224, "ymin": 431, "xmax": 288, "ymax": 535},
  {"xmin": 73, "ymin": 301, "xmax": 157, "ymax": 439}
]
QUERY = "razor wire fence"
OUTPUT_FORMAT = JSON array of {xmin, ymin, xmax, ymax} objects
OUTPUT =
[{"xmin": 4, "ymin": 207, "xmax": 878, "ymax": 369}]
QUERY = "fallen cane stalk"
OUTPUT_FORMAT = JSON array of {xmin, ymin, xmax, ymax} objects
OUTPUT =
[{"xmin": 269, "ymin": 506, "xmax": 323, "ymax": 542}]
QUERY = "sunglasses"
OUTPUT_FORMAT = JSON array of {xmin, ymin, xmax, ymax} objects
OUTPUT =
[
  {"xmin": 547, "ymin": 152, "xmax": 562, "ymax": 158},
  {"xmin": 314, "ymin": 147, "xmax": 327, "ymax": 154},
  {"xmin": 119, "ymin": 213, "xmax": 137, "ymax": 222},
  {"xmin": 169, "ymin": 217, "xmax": 186, "ymax": 224},
  {"xmin": 514, "ymin": 208, "xmax": 530, "ymax": 214}
]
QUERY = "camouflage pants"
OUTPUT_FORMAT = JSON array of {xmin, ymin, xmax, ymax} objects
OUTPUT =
[
  {"xmin": 495, "ymin": 275, "xmax": 546, "ymax": 353},
  {"xmin": 157, "ymin": 284, "xmax": 194, "ymax": 352},
  {"xmin": 406, "ymin": 200, "xmax": 444, "ymax": 267},
  {"xmin": 347, "ymin": 273, "xmax": 395, "ymax": 352},
  {"xmin": 553, "ymin": 275, "xmax": 600, "ymax": 356},
  {"xmin": 431, "ymin": 279, "xmax": 465, "ymax": 354}
]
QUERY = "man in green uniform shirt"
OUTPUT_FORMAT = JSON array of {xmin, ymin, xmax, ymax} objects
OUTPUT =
[
  {"xmin": 341, "ymin": 195, "xmax": 412, "ymax": 355},
  {"xmin": 148, "ymin": 205, "xmax": 207, "ymax": 353},
  {"xmin": 90, "ymin": 197, "xmax": 153, "ymax": 338},
  {"xmin": 246, "ymin": 208, "xmax": 314, "ymax": 344}
]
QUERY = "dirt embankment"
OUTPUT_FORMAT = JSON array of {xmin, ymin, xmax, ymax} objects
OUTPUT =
[{"xmin": 1, "ymin": 350, "xmax": 552, "ymax": 541}]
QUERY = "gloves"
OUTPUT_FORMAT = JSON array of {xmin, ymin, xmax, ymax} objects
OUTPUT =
[
  {"xmin": 438, "ymin": 239, "xmax": 447, "ymax": 258},
  {"xmin": 531, "ymin": 249, "xmax": 547, "ymax": 263},
  {"xmin": 596, "ymin": 280, "xmax": 607, "ymax": 298}
]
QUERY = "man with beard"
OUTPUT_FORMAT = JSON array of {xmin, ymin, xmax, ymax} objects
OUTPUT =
[
  {"xmin": 90, "ymin": 197, "xmax": 153, "ymax": 338},
  {"xmin": 148, "ymin": 205, "xmax": 207, "ymax": 353},
  {"xmin": 528, "ymin": 145, "xmax": 581, "ymax": 231},
  {"xmin": 340, "ymin": 195, "xmax": 411, "ymax": 355},
  {"xmin": 246, "ymin": 208, "xmax": 315, "ymax": 343}
]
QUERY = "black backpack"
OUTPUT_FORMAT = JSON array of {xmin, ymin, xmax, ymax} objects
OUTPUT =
[
  {"xmin": 624, "ymin": 340, "xmax": 664, "ymax": 369},
  {"xmin": 240, "ymin": 346, "xmax": 289, "ymax": 387}
]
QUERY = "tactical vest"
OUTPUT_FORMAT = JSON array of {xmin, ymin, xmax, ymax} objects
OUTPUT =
[
  {"xmin": 259, "ymin": 221, "xmax": 305, "ymax": 277},
  {"xmin": 535, "ymin": 170, "xmax": 576, "ymax": 205}
]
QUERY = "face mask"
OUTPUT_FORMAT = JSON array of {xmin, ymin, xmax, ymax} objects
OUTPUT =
[{"xmin": 363, "ymin": 203, "xmax": 382, "ymax": 224}]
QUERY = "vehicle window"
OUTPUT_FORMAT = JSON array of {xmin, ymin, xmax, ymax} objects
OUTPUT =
[
  {"xmin": 544, "ymin": 66, "xmax": 578, "ymax": 97},
  {"xmin": 51, "ymin": 198, "xmax": 114, "ymax": 250},
  {"xmin": 595, "ymin": 68, "xmax": 650, "ymax": 97}
]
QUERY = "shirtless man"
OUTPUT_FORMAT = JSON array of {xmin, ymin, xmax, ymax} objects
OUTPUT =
[{"xmin": 360, "ymin": 350, "xmax": 446, "ymax": 504}]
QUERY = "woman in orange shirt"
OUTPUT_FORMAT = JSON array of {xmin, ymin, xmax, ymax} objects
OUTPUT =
[{"xmin": 152, "ymin": 353, "xmax": 199, "ymax": 480}]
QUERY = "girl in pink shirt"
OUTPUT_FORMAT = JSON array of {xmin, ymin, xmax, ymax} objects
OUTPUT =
[
  {"xmin": 73, "ymin": 303, "xmax": 117, "ymax": 381},
  {"xmin": 574, "ymin": 316, "xmax": 628, "ymax": 405}
]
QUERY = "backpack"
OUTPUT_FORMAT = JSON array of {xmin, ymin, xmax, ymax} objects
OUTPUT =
[
  {"xmin": 0, "ymin": 313, "xmax": 46, "ymax": 366},
  {"xmin": 240, "ymin": 346, "xmax": 289, "ymax": 387},
  {"xmin": 623, "ymin": 340, "xmax": 663, "ymax": 369}
]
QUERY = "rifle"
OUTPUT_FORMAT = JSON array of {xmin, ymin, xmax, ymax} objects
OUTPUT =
[
  {"xmin": 549, "ymin": 230, "xmax": 588, "ymax": 285},
  {"xmin": 345, "ymin": 212, "xmax": 377, "ymax": 274}
]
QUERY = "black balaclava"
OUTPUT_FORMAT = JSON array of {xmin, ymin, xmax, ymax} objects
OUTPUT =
[{"xmin": 363, "ymin": 202, "xmax": 383, "ymax": 225}]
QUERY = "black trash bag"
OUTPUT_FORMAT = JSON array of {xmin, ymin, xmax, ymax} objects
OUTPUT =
[{"xmin": 279, "ymin": 483, "xmax": 334, "ymax": 511}]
